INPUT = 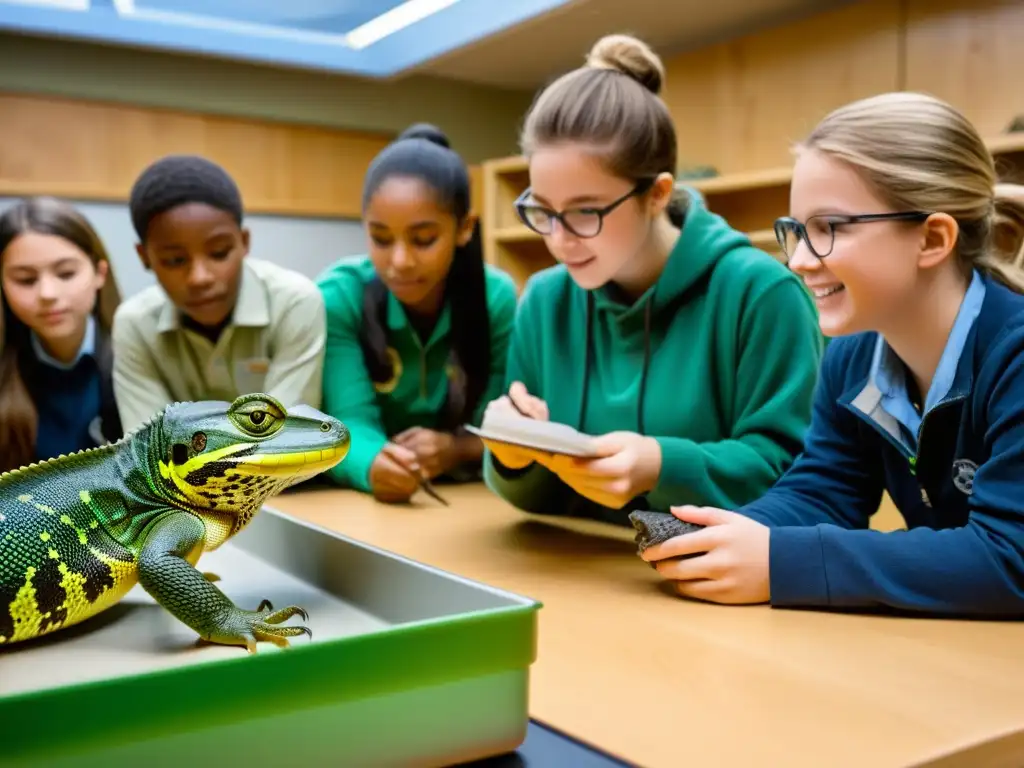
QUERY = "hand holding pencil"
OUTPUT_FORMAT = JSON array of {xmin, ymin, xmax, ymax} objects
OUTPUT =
[
  {"xmin": 481, "ymin": 381, "xmax": 556, "ymax": 470},
  {"xmin": 369, "ymin": 441, "xmax": 449, "ymax": 505}
]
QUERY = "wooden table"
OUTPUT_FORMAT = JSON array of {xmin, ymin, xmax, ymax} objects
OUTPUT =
[{"xmin": 268, "ymin": 483, "xmax": 1024, "ymax": 768}]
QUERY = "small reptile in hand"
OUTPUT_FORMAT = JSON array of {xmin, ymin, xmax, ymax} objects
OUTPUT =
[
  {"xmin": 0, "ymin": 393, "xmax": 349, "ymax": 653},
  {"xmin": 628, "ymin": 509, "xmax": 705, "ymax": 559}
]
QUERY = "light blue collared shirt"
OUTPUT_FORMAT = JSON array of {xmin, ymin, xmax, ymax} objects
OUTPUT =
[
  {"xmin": 31, "ymin": 314, "xmax": 96, "ymax": 371},
  {"xmin": 868, "ymin": 269, "xmax": 985, "ymax": 454}
]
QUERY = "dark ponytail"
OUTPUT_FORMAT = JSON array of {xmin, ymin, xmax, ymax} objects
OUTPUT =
[{"xmin": 357, "ymin": 124, "xmax": 491, "ymax": 431}]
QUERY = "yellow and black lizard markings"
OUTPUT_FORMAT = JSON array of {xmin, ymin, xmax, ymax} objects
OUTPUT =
[
  {"xmin": 2, "ymin": 393, "xmax": 351, "ymax": 649},
  {"xmin": 158, "ymin": 442, "xmax": 260, "ymax": 512},
  {"xmin": 151, "ymin": 437, "xmax": 348, "ymax": 545},
  {"xmin": 1, "ymin": 490, "xmax": 137, "ymax": 644},
  {"xmin": 159, "ymin": 441, "xmax": 346, "ymax": 509}
]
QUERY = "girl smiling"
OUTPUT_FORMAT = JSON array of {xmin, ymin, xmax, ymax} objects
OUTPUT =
[{"xmin": 644, "ymin": 92, "xmax": 1024, "ymax": 617}]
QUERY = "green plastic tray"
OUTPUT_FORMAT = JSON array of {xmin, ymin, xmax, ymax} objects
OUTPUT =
[{"xmin": 0, "ymin": 505, "xmax": 542, "ymax": 767}]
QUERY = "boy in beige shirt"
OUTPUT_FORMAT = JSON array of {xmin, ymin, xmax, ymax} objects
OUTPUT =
[{"xmin": 111, "ymin": 154, "xmax": 326, "ymax": 432}]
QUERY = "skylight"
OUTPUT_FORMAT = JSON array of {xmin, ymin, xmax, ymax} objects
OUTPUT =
[{"xmin": 346, "ymin": 0, "xmax": 461, "ymax": 50}]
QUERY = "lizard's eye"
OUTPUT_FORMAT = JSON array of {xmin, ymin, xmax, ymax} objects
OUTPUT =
[
  {"xmin": 191, "ymin": 432, "xmax": 207, "ymax": 452},
  {"xmin": 228, "ymin": 397, "xmax": 285, "ymax": 437},
  {"xmin": 244, "ymin": 410, "xmax": 275, "ymax": 434}
]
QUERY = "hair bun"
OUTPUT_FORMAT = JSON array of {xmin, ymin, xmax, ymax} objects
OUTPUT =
[
  {"xmin": 586, "ymin": 34, "xmax": 665, "ymax": 95},
  {"xmin": 397, "ymin": 123, "xmax": 451, "ymax": 149}
]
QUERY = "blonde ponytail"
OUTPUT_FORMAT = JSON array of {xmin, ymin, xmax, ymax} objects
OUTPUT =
[{"xmin": 987, "ymin": 183, "xmax": 1024, "ymax": 269}]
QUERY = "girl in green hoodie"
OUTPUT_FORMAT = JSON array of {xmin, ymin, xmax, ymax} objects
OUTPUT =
[
  {"xmin": 318, "ymin": 124, "xmax": 518, "ymax": 503},
  {"xmin": 481, "ymin": 34, "xmax": 824, "ymax": 524}
]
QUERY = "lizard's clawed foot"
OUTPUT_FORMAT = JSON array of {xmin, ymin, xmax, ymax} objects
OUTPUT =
[{"xmin": 204, "ymin": 599, "xmax": 312, "ymax": 654}]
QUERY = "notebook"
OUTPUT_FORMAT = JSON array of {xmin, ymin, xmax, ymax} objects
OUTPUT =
[{"xmin": 464, "ymin": 411, "xmax": 602, "ymax": 458}]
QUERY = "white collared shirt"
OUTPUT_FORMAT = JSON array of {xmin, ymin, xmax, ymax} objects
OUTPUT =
[
  {"xmin": 868, "ymin": 268, "xmax": 986, "ymax": 453},
  {"xmin": 111, "ymin": 258, "xmax": 326, "ymax": 432},
  {"xmin": 32, "ymin": 313, "xmax": 95, "ymax": 370}
]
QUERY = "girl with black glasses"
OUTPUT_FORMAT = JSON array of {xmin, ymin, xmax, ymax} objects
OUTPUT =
[{"xmin": 479, "ymin": 34, "xmax": 823, "ymax": 525}]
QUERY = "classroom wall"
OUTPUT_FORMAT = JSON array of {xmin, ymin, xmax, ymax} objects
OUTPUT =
[
  {"xmin": 3, "ymin": 0, "xmax": 1014, "ymax": 310},
  {"xmin": 0, "ymin": 196, "xmax": 368, "ymax": 300},
  {"xmin": 0, "ymin": 85, "xmax": 491, "ymax": 306},
  {"xmin": 0, "ymin": 92, "xmax": 396, "ymax": 220},
  {"xmin": 0, "ymin": 32, "xmax": 535, "ymax": 166},
  {"xmin": 0, "ymin": 21, "xmax": 513, "ymax": 301},
  {"xmin": 0, "ymin": 89, "xmax": 389, "ymax": 301},
  {"xmin": 660, "ymin": 0, "xmax": 1024, "ymax": 176},
  {"xmin": 0, "ymin": 89, "xmax": 489, "ymax": 302},
  {"xmin": 3, "ymin": 0, "xmax": 1014, "ymax": 181}
]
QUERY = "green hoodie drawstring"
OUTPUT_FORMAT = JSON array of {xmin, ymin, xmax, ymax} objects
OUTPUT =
[{"xmin": 577, "ymin": 291, "xmax": 653, "ymax": 436}]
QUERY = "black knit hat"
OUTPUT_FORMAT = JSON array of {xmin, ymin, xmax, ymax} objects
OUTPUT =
[{"xmin": 128, "ymin": 154, "xmax": 244, "ymax": 241}]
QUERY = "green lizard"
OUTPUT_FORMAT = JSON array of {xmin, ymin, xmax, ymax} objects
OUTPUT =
[{"xmin": 0, "ymin": 392, "xmax": 350, "ymax": 653}]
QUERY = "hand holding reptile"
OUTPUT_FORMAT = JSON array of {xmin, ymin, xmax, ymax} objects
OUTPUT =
[{"xmin": 637, "ymin": 505, "xmax": 772, "ymax": 605}]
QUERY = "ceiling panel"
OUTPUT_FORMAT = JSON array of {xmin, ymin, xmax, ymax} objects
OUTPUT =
[
  {"xmin": 130, "ymin": 0, "xmax": 407, "ymax": 35},
  {"xmin": 0, "ymin": 0, "xmax": 856, "ymax": 88},
  {"xmin": 420, "ymin": 0, "xmax": 857, "ymax": 89},
  {"xmin": 0, "ymin": 0, "xmax": 577, "ymax": 77}
]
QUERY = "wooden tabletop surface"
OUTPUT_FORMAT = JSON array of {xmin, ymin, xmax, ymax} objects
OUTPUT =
[{"xmin": 267, "ymin": 483, "xmax": 1024, "ymax": 768}]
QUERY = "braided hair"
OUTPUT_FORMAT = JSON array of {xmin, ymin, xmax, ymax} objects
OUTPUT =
[
  {"xmin": 358, "ymin": 124, "xmax": 490, "ymax": 431},
  {"xmin": 128, "ymin": 154, "xmax": 244, "ymax": 241}
]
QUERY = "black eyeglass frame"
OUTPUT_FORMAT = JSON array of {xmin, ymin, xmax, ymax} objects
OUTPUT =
[
  {"xmin": 774, "ymin": 211, "xmax": 933, "ymax": 261},
  {"xmin": 513, "ymin": 177, "xmax": 656, "ymax": 239}
]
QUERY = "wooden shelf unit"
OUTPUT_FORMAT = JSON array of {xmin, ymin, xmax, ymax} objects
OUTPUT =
[{"xmin": 482, "ymin": 134, "xmax": 1024, "ymax": 291}]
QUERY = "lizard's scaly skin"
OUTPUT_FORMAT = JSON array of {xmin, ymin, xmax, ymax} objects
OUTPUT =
[
  {"xmin": 0, "ymin": 393, "xmax": 349, "ymax": 652},
  {"xmin": 628, "ymin": 510, "xmax": 705, "ymax": 559}
]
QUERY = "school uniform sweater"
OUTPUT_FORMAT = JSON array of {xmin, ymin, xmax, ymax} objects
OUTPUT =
[
  {"xmin": 23, "ymin": 317, "xmax": 122, "ymax": 464},
  {"xmin": 739, "ymin": 270, "xmax": 1024, "ymax": 617}
]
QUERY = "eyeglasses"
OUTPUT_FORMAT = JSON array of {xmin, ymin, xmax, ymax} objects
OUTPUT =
[
  {"xmin": 774, "ymin": 211, "xmax": 933, "ymax": 262},
  {"xmin": 514, "ymin": 178, "xmax": 655, "ymax": 239}
]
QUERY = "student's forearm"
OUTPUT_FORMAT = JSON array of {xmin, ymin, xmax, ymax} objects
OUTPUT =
[
  {"xmin": 325, "ymin": 419, "xmax": 388, "ymax": 493},
  {"xmin": 768, "ymin": 524, "xmax": 1024, "ymax": 616},
  {"xmin": 737, "ymin": 480, "xmax": 880, "ymax": 529},
  {"xmin": 648, "ymin": 434, "xmax": 799, "ymax": 511},
  {"xmin": 453, "ymin": 431, "xmax": 484, "ymax": 466},
  {"xmin": 483, "ymin": 451, "xmax": 574, "ymax": 515}
]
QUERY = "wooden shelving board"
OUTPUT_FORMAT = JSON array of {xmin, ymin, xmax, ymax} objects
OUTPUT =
[{"xmin": 482, "ymin": 133, "xmax": 1024, "ymax": 290}]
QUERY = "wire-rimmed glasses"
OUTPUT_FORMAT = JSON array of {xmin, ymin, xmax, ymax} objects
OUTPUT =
[{"xmin": 774, "ymin": 211, "xmax": 933, "ymax": 262}]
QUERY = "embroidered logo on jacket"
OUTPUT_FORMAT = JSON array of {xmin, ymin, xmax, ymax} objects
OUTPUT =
[
  {"xmin": 373, "ymin": 347, "xmax": 403, "ymax": 394},
  {"xmin": 951, "ymin": 459, "xmax": 978, "ymax": 496}
]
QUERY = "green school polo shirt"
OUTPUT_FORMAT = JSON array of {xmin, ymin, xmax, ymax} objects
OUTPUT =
[{"xmin": 316, "ymin": 255, "xmax": 518, "ymax": 491}]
